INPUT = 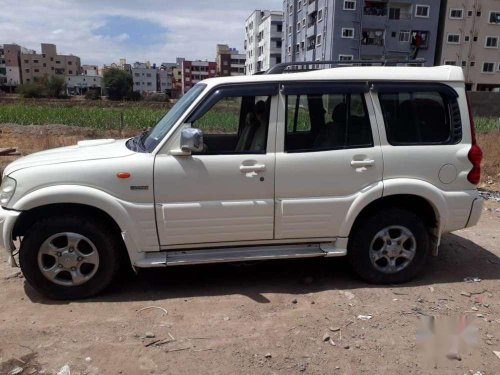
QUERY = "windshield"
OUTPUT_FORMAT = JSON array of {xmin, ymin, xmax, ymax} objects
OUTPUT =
[{"xmin": 142, "ymin": 83, "xmax": 207, "ymax": 151}]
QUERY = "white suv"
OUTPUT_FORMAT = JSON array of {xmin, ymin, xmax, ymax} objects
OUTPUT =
[{"xmin": 0, "ymin": 65, "xmax": 484, "ymax": 299}]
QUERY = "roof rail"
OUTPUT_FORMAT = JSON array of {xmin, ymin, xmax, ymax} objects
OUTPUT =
[{"xmin": 265, "ymin": 59, "xmax": 427, "ymax": 75}]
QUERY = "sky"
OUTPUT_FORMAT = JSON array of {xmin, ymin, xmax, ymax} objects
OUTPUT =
[{"xmin": 0, "ymin": 0, "xmax": 282, "ymax": 66}]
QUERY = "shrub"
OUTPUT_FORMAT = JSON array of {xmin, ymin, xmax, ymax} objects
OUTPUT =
[
  {"xmin": 16, "ymin": 83, "xmax": 46, "ymax": 98},
  {"xmin": 85, "ymin": 90, "xmax": 101, "ymax": 100},
  {"xmin": 126, "ymin": 90, "xmax": 143, "ymax": 101}
]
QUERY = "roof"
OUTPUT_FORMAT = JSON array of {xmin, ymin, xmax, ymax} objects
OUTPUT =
[{"xmin": 202, "ymin": 66, "xmax": 465, "ymax": 88}]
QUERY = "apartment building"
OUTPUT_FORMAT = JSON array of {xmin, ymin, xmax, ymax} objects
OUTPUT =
[
  {"xmin": 81, "ymin": 64, "xmax": 100, "ymax": 76},
  {"xmin": 0, "ymin": 45, "xmax": 5, "ymax": 86},
  {"xmin": 20, "ymin": 43, "xmax": 81, "ymax": 84},
  {"xmin": 132, "ymin": 62, "xmax": 158, "ymax": 93},
  {"xmin": 102, "ymin": 59, "xmax": 132, "ymax": 75},
  {"xmin": 437, "ymin": 0, "xmax": 500, "ymax": 91},
  {"xmin": 282, "ymin": 0, "xmax": 440, "ymax": 66},
  {"xmin": 181, "ymin": 59, "xmax": 217, "ymax": 94},
  {"xmin": 216, "ymin": 44, "xmax": 246, "ymax": 76},
  {"xmin": 1, "ymin": 44, "xmax": 35, "ymax": 88},
  {"xmin": 158, "ymin": 62, "xmax": 178, "ymax": 97},
  {"xmin": 245, "ymin": 10, "xmax": 284, "ymax": 75},
  {"xmin": 66, "ymin": 75, "xmax": 102, "ymax": 95}
]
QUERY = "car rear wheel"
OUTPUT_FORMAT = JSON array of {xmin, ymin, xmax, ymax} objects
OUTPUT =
[
  {"xmin": 348, "ymin": 208, "xmax": 430, "ymax": 284},
  {"xmin": 19, "ymin": 215, "xmax": 122, "ymax": 300}
]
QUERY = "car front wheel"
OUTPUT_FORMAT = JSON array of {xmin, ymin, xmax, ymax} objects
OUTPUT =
[{"xmin": 19, "ymin": 215, "xmax": 122, "ymax": 300}]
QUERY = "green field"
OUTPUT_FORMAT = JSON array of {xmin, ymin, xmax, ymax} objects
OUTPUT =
[{"xmin": 0, "ymin": 103, "xmax": 498, "ymax": 133}]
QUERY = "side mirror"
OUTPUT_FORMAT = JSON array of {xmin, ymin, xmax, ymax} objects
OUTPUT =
[{"xmin": 180, "ymin": 128, "xmax": 204, "ymax": 153}]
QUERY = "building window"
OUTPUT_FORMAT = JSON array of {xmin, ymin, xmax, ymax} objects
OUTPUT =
[
  {"xmin": 316, "ymin": 34, "xmax": 322, "ymax": 46},
  {"xmin": 467, "ymin": 10, "xmax": 473, "ymax": 17},
  {"xmin": 482, "ymin": 62, "xmax": 495, "ymax": 73},
  {"xmin": 289, "ymin": 4, "xmax": 293, "ymax": 15},
  {"xmin": 298, "ymin": 0, "xmax": 302, "ymax": 10},
  {"xmin": 399, "ymin": 30, "xmax": 410, "ymax": 42},
  {"xmin": 444, "ymin": 60, "xmax": 456, "ymax": 66},
  {"xmin": 288, "ymin": 25, "xmax": 292, "ymax": 35},
  {"xmin": 68, "ymin": 61, "xmax": 72, "ymax": 65},
  {"xmin": 301, "ymin": 41, "xmax": 305, "ymax": 50},
  {"xmin": 339, "ymin": 54, "xmax": 354, "ymax": 61},
  {"xmin": 449, "ymin": 9, "xmax": 464, "ymax": 19},
  {"xmin": 24, "ymin": 59, "xmax": 28, "ymax": 63},
  {"xmin": 296, "ymin": 44, "xmax": 300, "ymax": 54},
  {"xmin": 342, "ymin": 28, "xmax": 354, "ymax": 38},
  {"xmin": 485, "ymin": 36, "xmax": 499, "ymax": 48},
  {"xmin": 476, "ymin": 11, "xmax": 481, "ymax": 17},
  {"xmin": 464, "ymin": 35, "xmax": 470, "ymax": 42},
  {"xmin": 318, "ymin": 9, "xmax": 323, "ymax": 21},
  {"xmin": 447, "ymin": 33, "xmax": 461, "ymax": 44},
  {"xmin": 34, "ymin": 69, "xmax": 39, "ymax": 73},
  {"xmin": 473, "ymin": 36, "xmax": 478, "ymax": 42},
  {"xmin": 343, "ymin": 0, "xmax": 356, "ymax": 11},
  {"xmin": 288, "ymin": 46, "xmax": 291, "ymax": 55},
  {"xmin": 415, "ymin": 5, "xmax": 430, "ymax": 18},
  {"xmin": 470, "ymin": 61, "xmax": 475, "ymax": 67},
  {"xmin": 25, "ymin": 69, "xmax": 29, "ymax": 73},
  {"xmin": 461, "ymin": 61, "xmax": 467, "ymax": 67},
  {"xmin": 33, "ymin": 59, "xmax": 38, "ymax": 63},
  {"xmin": 297, "ymin": 22, "xmax": 301, "ymax": 32},
  {"xmin": 489, "ymin": 11, "xmax": 500, "ymax": 24},
  {"xmin": 302, "ymin": 18, "xmax": 306, "ymax": 28}
]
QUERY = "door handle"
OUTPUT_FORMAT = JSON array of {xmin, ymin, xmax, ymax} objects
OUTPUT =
[
  {"xmin": 240, "ymin": 164, "xmax": 266, "ymax": 173},
  {"xmin": 350, "ymin": 159, "xmax": 375, "ymax": 167}
]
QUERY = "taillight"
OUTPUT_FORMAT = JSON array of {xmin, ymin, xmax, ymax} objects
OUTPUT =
[
  {"xmin": 466, "ymin": 93, "xmax": 482, "ymax": 185},
  {"xmin": 467, "ymin": 145, "xmax": 483, "ymax": 185}
]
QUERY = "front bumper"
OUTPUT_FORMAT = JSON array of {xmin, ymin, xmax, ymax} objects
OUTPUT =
[{"xmin": 0, "ymin": 206, "xmax": 20, "ymax": 266}]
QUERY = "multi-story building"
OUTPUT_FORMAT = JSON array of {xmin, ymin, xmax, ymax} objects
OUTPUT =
[
  {"xmin": 437, "ymin": 0, "xmax": 500, "ymax": 91},
  {"xmin": 216, "ymin": 44, "xmax": 246, "ymax": 76},
  {"xmin": 158, "ymin": 62, "xmax": 178, "ymax": 97},
  {"xmin": 282, "ymin": 0, "xmax": 440, "ymax": 66},
  {"xmin": 81, "ymin": 64, "xmax": 100, "ymax": 76},
  {"xmin": 20, "ymin": 43, "xmax": 81, "ymax": 84},
  {"xmin": 131, "ymin": 62, "xmax": 158, "ymax": 93},
  {"xmin": 181, "ymin": 59, "xmax": 217, "ymax": 94},
  {"xmin": 66, "ymin": 75, "xmax": 102, "ymax": 95},
  {"xmin": 2, "ymin": 44, "xmax": 34, "ymax": 88},
  {"xmin": 101, "ymin": 59, "xmax": 132, "ymax": 75},
  {"xmin": 245, "ymin": 10, "xmax": 284, "ymax": 75},
  {"xmin": 0, "ymin": 45, "xmax": 6, "ymax": 87}
]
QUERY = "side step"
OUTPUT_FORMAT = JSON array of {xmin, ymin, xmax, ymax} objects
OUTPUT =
[{"xmin": 134, "ymin": 242, "xmax": 347, "ymax": 268}]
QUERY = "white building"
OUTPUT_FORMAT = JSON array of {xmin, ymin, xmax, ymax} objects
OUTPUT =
[
  {"xmin": 244, "ymin": 10, "xmax": 284, "ymax": 75},
  {"xmin": 66, "ymin": 75, "xmax": 102, "ymax": 95},
  {"xmin": 132, "ymin": 62, "xmax": 158, "ymax": 93}
]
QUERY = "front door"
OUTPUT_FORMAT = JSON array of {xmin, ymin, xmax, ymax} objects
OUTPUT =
[
  {"xmin": 274, "ymin": 83, "xmax": 384, "ymax": 239},
  {"xmin": 154, "ymin": 84, "xmax": 278, "ymax": 247}
]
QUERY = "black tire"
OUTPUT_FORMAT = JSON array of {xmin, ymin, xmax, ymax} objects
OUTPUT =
[
  {"xmin": 348, "ymin": 208, "xmax": 430, "ymax": 284},
  {"xmin": 19, "ymin": 215, "xmax": 122, "ymax": 300}
]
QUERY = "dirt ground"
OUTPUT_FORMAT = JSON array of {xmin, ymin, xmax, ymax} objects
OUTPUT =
[{"xmin": 0, "ymin": 200, "xmax": 498, "ymax": 375}]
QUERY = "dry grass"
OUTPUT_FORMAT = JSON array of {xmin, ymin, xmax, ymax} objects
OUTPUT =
[
  {"xmin": 1, "ymin": 125, "xmax": 499, "ymax": 191},
  {"xmin": 477, "ymin": 132, "xmax": 500, "ymax": 191}
]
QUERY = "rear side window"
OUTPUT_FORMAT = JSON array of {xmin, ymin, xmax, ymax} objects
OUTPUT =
[
  {"xmin": 377, "ymin": 85, "xmax": 462, "ymax": 145},
  {"xmin": 285, "ymin": 92, "xmax": 373, "ymax": 152}
]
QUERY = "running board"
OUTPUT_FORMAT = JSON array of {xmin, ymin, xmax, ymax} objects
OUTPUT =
[{"xmin": 134, "ymin": 242, "xmax": 347, "ymax": 268}]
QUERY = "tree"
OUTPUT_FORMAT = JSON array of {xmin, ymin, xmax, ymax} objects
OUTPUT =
[
  {"xmin": 103, "ymin": 68, "xmax": 133, "ymax": 100},
  {"xmin": 44, "ymin": 75, "xmax": 67, "ymax": 98}
]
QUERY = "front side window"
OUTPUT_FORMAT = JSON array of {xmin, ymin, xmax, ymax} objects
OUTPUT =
[
  {"xmin": 482, "ymin": 62, "xmax": 495, "ymax": 73},
  {"xmin": 447, "ymin": 33, "xmax": 461, "ymax": 44},
  {"xmin": 489, "ymin": 11, "xmax": 500, "ymax": 24},
  {"xmin": 450, "ymin": 9, "xmax": 463, "ymax": 19},
  {"xmin": 485, "ymin": 36, "xmax": 499, "ymax": 48},
  {"xmin": 142, "ymin": 83, "xmax": 207, "ymax": 151},
  {"xmin": 378, "ymin": 88, "xmax": 461, "ymax": 145},
  {"xmin": 285, "ymin": 91, "xmax": 373, "ymax": 153},
  {"xmin": 192, "ymin": 95, "xmax": 272, "ymax": 154}
]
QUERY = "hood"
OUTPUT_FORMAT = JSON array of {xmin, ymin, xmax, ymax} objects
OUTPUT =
[{"xmin": 3, "ymin": 139, "xmax": 136, "ymax": 176}]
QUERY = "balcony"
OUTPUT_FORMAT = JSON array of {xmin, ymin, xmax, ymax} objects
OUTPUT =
[
  {"xmin": 362, "ymin": 29, "xmax": 385, "ymax": 46},
  {"xmin": 363, "ymin": 1, "xmax": 388, "ymax": 17}
]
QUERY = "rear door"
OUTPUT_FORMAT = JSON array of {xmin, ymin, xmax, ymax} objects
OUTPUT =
[{"xmin": 274, "ymin": 82, "xmax": 383, "ymax": 239}]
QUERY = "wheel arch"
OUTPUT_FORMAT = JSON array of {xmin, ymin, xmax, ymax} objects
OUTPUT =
[{"xmin": 11, "ymin": 185, "xmax": 150, "ymax": 265}]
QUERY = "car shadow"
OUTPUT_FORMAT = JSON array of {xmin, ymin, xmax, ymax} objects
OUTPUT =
[{"xmin": 25, "ymin": 233, "xmax": 500, "ymax": 305}]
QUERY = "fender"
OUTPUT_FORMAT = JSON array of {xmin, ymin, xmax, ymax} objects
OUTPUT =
[
  {"xmin": 382, "ymin": 178, "xmax": 447, "ymax": 233},
  {"xmin": 339, "ymin": 181, "xmax": 384, "ymax": 237},
  {"xmin": 12, "ymin": 185, "xmax": 159, "ymax": 264}
]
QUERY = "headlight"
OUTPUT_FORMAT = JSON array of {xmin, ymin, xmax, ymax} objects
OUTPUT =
[{"xmin": 0, "ymin": 176, "xmax": 16, "ymax": 206}]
